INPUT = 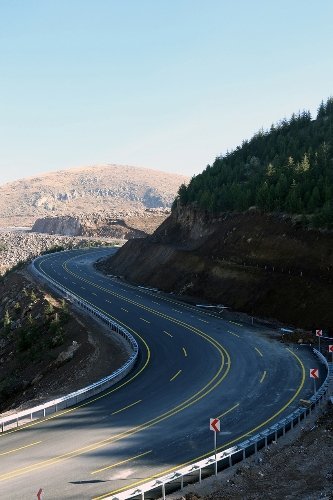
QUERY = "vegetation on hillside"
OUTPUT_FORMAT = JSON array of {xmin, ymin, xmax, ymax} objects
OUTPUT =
[{"xmin": 175, "ymin": 97, "xmax": 333, "ymax": 227}]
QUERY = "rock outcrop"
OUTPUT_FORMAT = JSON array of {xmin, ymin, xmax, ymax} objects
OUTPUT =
[
  {"xmin": 31, "ymin": 209, "xmax": 170, "ymax": 239},
  {"xmin": 99, "ymin": 207, "xmax": 333, "ymax": 329}
]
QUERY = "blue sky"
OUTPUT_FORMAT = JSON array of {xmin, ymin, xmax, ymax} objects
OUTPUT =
[{"xmin": 0, "ymin": 0, "xmax": 332, "ymax": 184}]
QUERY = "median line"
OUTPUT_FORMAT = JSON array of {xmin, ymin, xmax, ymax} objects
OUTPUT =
[
  {"xmin": 217, "ymin": 403, "xmax": 239, "ymax": 419},
  {"xmin": 228, "ymin": 330, "xmax": 240, "ymax": 338},
  {"xmin": 140, "ymin": 317, "xmax": 150, "ymax": 324},
  {"xmin": 121, "ymin": 307, "xmax": 128, "ymax": 312},
  {"xmin": 182, "ymin": 347, "xmax": 187, "ymax": 357},
  {"xmin": 170, "ymin": 370, "xmax": 182, "ymax": 382},
  {"xmin": 111, "ymin": 400, "xmax": 142, "ymax": 415},
  {"xmin": 0, "ymin": 441, "xmax": 42, "ymax": 457},
  {"xmin": 163, "ymin": 331, "xmax": 173, "ymax": 338},
  {"xmin": 260, "ymin": 370, "xmax": 267, "ymax": 383},
  {"xmin": 172, "ymin": 308, "xmax": 182, "ymax": 314},
  {"xmin": 229, "ymin": 320, "xmax": 243, "ymax": 327},
  {"xmin": 91, "ymin": 449, "xmax": 152, "ymax": 475},
  {"xmin": 255, "ymin": 347, "xmax": 263, "ymax": 357}
]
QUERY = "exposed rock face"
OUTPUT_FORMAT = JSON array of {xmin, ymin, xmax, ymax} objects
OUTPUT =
[
  {"xmin": 31, "ymin": 210, "xmax": 170, "ymax": 239},
  {"xmin": 0, "ymin": 164, "xmax": 188, "ymax": 227},
  {"xmin": 99, "ymin": 207, "xmax": 333, "ymax": 329}
]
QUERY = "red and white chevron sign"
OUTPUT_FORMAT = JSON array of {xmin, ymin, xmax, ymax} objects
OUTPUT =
[
  {"xmin": 310, "ymin": 368, "xmax": 319, "ymax": 379},
  {"xmin": 210, "ymin": 418, "xmax": 220, "ymax": 432},
  {"xmin": 315, "ymin": 330, "xmax": 323, "ymax": 337},
  {"xmin": 329, "ymin": 345, "xmax": 333, "ymax": 353}
]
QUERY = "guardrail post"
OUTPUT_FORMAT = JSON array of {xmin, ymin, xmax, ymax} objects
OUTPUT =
[
  {"xmin": 254, "ymin": 441, "xmax": 258, "ymax": 463},
  {"xmin": 199, "ymin": 466, "xmax": 202, "ymax": 483},
  {"xmin": 162, "ymin": 483, "xmax": 165, "ymax": 500}
]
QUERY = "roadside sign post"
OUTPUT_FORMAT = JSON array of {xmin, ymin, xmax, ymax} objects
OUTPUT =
[
  {"xmin": 209, "ymin": 418, "xmax": 220, "ymax": 476},
  {"xmin": 210, "ymin": 418, "xmax": 220, "ymax": 476},
  {"xmin": 310, "ymin": 368, "xmax": 319, "ymax": 396},
  {"xmin": 329, "ymin": 345, "xmax": 333, "ymax": 364},
  {"xmin": 316, "ymin": 330, "xmax": 323, "ymax": 352}
]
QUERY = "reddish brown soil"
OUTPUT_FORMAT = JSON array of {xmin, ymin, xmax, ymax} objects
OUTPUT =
[{"xmin": 100, "ymin": 209, "xmax": 333, "ymax": 330}]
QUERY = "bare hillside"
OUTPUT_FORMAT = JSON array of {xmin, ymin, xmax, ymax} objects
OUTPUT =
[{"xmin": 0, "ymin": 164, "xmax": 188, "ymax": 227}]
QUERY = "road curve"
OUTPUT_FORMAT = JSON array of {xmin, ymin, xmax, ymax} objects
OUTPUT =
[{"xmin": 0, "ymin": 248, "xmax": 320, "ymax": 499}]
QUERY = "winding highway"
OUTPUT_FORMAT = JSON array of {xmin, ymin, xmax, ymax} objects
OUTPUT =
[{"xmin": 0, "ymin": 247, "xmax": 321, "ymax": 499}]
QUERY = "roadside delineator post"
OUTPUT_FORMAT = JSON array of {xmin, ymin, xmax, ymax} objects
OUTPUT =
[
  {"xmin": 315, "ymin": 330, "xmax": 323, "ymax": 352},
  {"xmin": 210, "ymin": 418, "xmax": 220, "ymax": 476},
  {"xmin": 37, "ymin": 488, "xmax": 43, "ymax": 500},
  {"xmin": 329, "ymin": 345, "xmax": 333, "ymax": 364},
  {"xmin": 310, "ymin": 368, "xmax": 319, "ymax": 396}
]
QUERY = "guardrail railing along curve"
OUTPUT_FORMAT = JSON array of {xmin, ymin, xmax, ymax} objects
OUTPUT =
[
  {"xmin": 0, "ymin": 253, "xmax": 139, "ymax": 433},
  {"xmin": 104, "ymin": 352, "xmax": 332, "ymax": 500}
]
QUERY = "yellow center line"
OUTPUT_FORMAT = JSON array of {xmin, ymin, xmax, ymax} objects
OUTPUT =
[
  {"xmin": 163, "ymin": 330, "xmax": 173, "ymax": 337},
  {"xmin": 182, "ymin": 347, "xmax": 187, "ymax": 357},
  {"xmin": 170, "ymin": 369, "xmax": 182, "ymax": 382},
  {"xmin": 91, "ymin": 450, "xmax": 152, "ymax": 475},
  {"xmin": 260, "ymin": 370, "xmax": 267, "ymax": 383},
  {"xmin": 255, "ymin": 347, "xmax": 263, "ymax": 357},
  {"xmin": 121, "ymin": 307, "xmax": 128, "ymax": 312},
  {"xmin": 111, "ymin": 400, "xmax": 142, "ymax": 416},
  {"xmin": 12, "ymin": 252, "xmax": 229, "ymax": 485},
  {"xmin": 0, "ymin": 441, "xmax": 42, "ymax": 457},
  {"xmin": 228, "ymin": 330, "xmax": 240, "ymax": 338},
  {"xmin": 140, "ymin": 318, "xmax": 150, "ymax": 324},
  {"xmin": 217, "ymin": 403, "xmax": 239, "ymax": 419},
  {"xmin": 97, "ymin": 348, "xmax": 305, "ymax": 500}
]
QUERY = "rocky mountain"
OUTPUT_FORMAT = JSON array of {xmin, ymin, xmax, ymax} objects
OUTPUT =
[{"xmin": 0, "ymin": 164, "xmax": 188, "ymax": 228}]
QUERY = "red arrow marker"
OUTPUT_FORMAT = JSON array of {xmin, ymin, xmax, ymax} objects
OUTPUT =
[
  {"xmin": 315, "ymin": 330, "xmax": 323, "ymax": 337},
  {"xmin": 329, "ymin": 345, "xmax": 333, "ymax": 353},
  {"xmin": 310, "ymin": 368, "xmax": 319, "ymax": 379},
  {"xmin": 210, "ymin": 417, "xmax": 220, "ymax": 432}
]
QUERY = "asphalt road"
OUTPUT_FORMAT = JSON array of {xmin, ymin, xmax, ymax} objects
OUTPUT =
[{"xmin": 0, "ymin": 248, "xmax": 322, "ymax": 499}]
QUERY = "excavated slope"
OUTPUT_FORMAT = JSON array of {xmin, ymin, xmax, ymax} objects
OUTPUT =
[{"xmin": 100, "ymin": 208, "xmax": 333, "ymax": 329}]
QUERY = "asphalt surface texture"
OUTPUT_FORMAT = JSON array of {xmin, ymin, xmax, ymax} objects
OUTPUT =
[{"xmin": 0, "ymin": 248, "xmax": 323, "ymax": 499}]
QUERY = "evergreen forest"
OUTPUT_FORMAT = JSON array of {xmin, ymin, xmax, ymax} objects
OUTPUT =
[{"xmin": 175, "ymin": 97, "xmax": 333, "ymax": 228}]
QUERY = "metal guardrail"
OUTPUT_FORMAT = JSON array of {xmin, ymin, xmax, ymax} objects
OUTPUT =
[
  {"xmin": 0, "ymin": 254, "xmax": 139, "ymax": 433},
  {"xmin": 105, "ymin": 348, "xmax": 332, "ymax": 500}
]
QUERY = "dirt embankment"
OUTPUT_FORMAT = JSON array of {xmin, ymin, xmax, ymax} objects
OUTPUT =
[
  {"xmin": 0, "ymin": 271, "xmax": 128, "ymax": 414},
  {"xmin": 173, "ymin": 405, "xmax": 333, "ymax": 500},
  {"xmin": 99, "ymin": 208, "xmax": 333, "ymax": 329}
]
